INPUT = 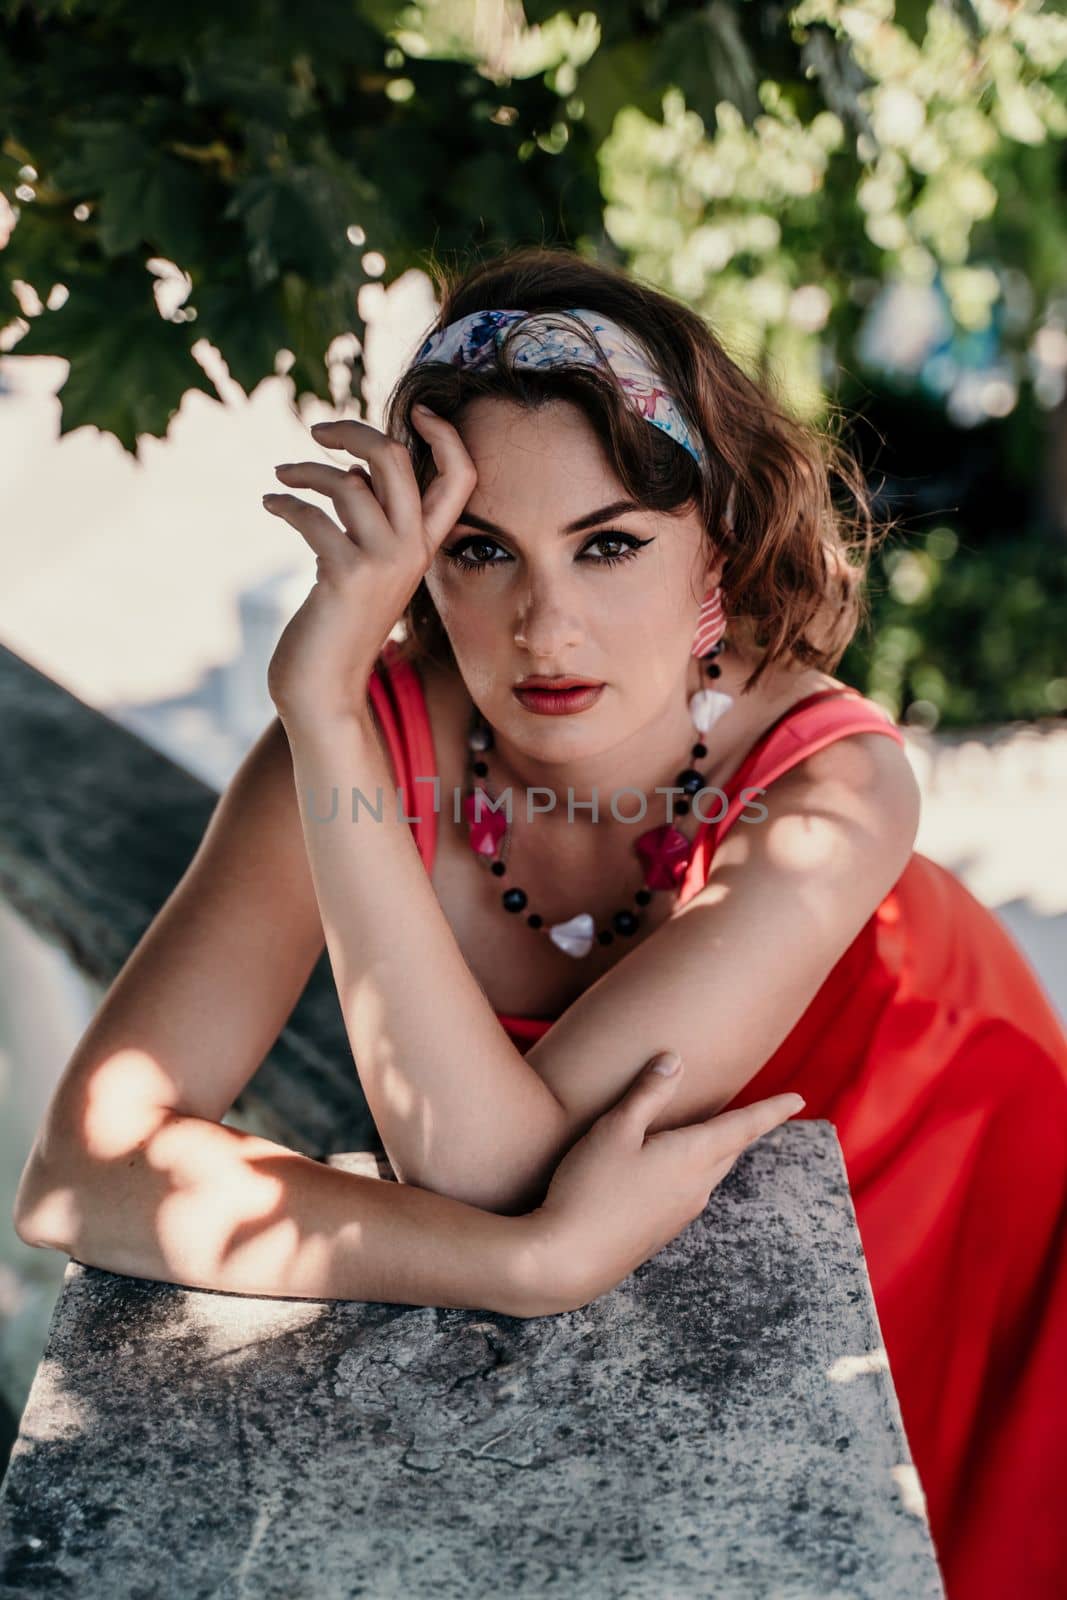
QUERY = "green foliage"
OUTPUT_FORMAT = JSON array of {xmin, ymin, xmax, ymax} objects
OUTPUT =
[
  {"xmin": 842, "ymin": 527, "xmax": 1067, "ymax": 726},
  {"xmin": 4, "ymin": 0, "xmax": 1066, "ymax": 443},
  {"xmin": 0, "ymin": 0, "xmax": 609, "ymax": 447},
  {"xmin": 1, "ymin": 0, "xmax": 1066, "ymax": 725},
  {"xmin": 13, "ymin": 260, "xmax": 217, "ymax": 439},
  {"xmin": 594, "ymin": 1, "xmax": 1067, "ymax": 418}
]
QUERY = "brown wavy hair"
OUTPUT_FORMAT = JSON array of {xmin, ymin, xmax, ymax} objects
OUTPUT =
[{"xmin": 381, "ymin": 244, "xmax": 890, "ymax": 695}]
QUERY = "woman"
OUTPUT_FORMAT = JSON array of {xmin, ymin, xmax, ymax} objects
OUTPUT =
[{"xmin": 16, "ymin": 247, "xmax": 1066, "ymax": 1597}]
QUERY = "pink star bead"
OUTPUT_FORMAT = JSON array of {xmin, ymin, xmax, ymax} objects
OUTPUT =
[
  {"xmin": 464, "ymin": 788, "xmax": 507, "ymax": 857},
  {"xmin": 634, "ymin": 823, "xmax": 693, "ymax": 891}
]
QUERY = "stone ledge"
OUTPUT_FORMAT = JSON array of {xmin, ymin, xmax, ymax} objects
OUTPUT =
[{"xmin": 0, "ymin": 1123, "xmax": 945, "ymax": 1598}]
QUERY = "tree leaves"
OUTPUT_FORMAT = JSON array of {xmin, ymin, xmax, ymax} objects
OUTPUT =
[
  {"xmin": 14, "ymin": 263, "xmax": 218, "ymax": 449},
  {"xmin": 223, "ymin": 161, "xmax": 375, "ymax": 289},
  {"xmin": 53, "ymin": 122, "xmax": 214, "ymax": 261},
  {"xmin": 1, "ymin": 0, "xmax": 1065, "ymax": 459}
]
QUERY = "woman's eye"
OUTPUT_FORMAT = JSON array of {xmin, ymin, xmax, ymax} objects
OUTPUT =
[
  {"xmin": 443, "ymin": 530, "xmax": 653, "ymax": 573},
  {"xmin": 445, "ymin": 536, "xmax": 506, "ymax": 570},
  {"xmin": 588, "ymin": 533, "xmax": 652, "ymax": 566}
]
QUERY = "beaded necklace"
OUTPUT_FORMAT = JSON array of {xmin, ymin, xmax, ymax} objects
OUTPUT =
[{"xmin": 461, "ymin": 641, "xmax": 730, "ymax": 959}]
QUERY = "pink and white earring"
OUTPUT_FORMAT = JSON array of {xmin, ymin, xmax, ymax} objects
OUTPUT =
[
  {"xmin": 689, "ymin": 588, "xmax": 733, "ymax": 737},
  {"xmin": 691, "ymin": 586, "xmax": 727, "ymax": 661},
  {"xmin": 688, "ymin": 487, "xmax": 735, "ymax": 734}
]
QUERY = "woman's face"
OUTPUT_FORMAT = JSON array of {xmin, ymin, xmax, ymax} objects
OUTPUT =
[{"xmin": 423, "ymin": 396, "xmax": 722, "ymax": 754}]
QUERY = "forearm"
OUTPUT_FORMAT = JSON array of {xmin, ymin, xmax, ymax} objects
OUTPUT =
[
  {"xmin": 13, "ymin": 1111, "xmax": 558, "ymax": 1316},
  {"xmin": 284, "ymin": 710, "xmax": 571, "ymax": 1209}
]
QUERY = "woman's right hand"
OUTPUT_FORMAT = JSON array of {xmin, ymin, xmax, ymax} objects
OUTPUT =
[{"xmin": 531, "ymin": 1052, "xmax": 805, "ymax": 1311}]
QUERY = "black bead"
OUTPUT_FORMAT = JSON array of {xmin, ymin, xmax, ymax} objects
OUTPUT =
[
  {"xmin": 473, "ymin": 760, "xmax": 488, "ymax": 777},
  {"xmin": 703, "ymin": 662, "xmax": 722, "ymax": 679},
  {"xmin": 702, "ymin": 640, "xmax": 725, "ymax": 657},
  {"xmin": 502, "ymin": 887, "xmax": 527, "ymax": 913},
  {"xmin": 597, "ymin": 929, "xmax": 614, "ymax": 945},
  {"xmin": 677, "ymin": 768, "xmax": 704, "ymax": 795},
  {"xmin": 527, "ymin": 913, "xmax": 543, "ymax": 929},
  {"xmin": 613, "ymin": 909, "xmax": 639, "ymax": 936},
  {"xmin": 676, "ymin": 800, "xmax": 690, "ymax": 816},
  {"xmin": 490, "ymin": 861, "xmax": 506, "ymax": 876},
  {"xmin": 692, "ymin": 741, "xmax": 707, "ymax": 758},
  {"xmin": 634, "ymin": 888, "xmax": 652, "ymax": 906}
]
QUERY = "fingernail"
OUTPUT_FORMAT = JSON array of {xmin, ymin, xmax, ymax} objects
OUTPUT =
[
  {"xmin": 789, "ymin": 1095, "xmax": 806, "ymax": 1112},
  {"xmin": 651, "ymin": 1051, "xmax": 681, "ymax": 1076}
]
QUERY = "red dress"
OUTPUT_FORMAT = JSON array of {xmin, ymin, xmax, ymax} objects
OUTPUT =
[{"xmin": 368, "ymin": 639, "xmax": 1067, "ymax": 1600}]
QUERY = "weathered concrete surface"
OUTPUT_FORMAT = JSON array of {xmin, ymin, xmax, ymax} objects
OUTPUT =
[
  {"xmin": 0, "ymin": 1124, "xmax": 945, "ymax": 1598},
  {"xmin": 0, "ymin": 644, "xmax": 375, "ymax": 1156}
]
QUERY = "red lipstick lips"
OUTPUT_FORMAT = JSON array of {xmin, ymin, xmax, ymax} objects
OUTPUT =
[
  {"xmin": 513, "ymin": 675, "xmax": 603, "ymax": 690},
  {"xmin": 512, "ymin": 677, "xmax": 605, "ymax": 716}
]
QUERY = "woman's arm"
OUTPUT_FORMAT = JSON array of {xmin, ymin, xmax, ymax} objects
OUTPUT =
[
  {"xmin": 14, "ymin": 1052, "xmax": 805, "ymax": 1316},
  {"xmin": 286, "ymin": 709, "xmax": 919, "ymax": 1214},
  {"xmin": 286, "ymin": 708, "xmax": 572, "ymax": 1210},
  {"xmin": 5, "ymin": 709, "xmax": 540, "ymax": 1310},
  {"xmin": 12, "ymin": 1105, "xmax": 542, "ymax": 1314}
]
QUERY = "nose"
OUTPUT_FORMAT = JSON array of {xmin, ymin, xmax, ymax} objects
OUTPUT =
[{"xmin": 513, "ymin": 575, "xmax": 586, "ymax": 657}]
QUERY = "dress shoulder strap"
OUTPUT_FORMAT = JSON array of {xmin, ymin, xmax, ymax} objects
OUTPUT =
[
  {"xmin": 365, "ymin": 639, "xmax": 438, "ymax": 871},
  {"xmin": 676, "ymin": 689, "xmax": 906, "ymax": 906}
]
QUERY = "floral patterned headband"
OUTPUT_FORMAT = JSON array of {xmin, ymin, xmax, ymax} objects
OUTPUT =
[{"xmin": 409, "ymin": 306, "xmax": 709, "ymax": 471}]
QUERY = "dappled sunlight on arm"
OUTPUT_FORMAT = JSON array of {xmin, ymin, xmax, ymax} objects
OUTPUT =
[
  {"xmin": 762, "ymin": 793, "xmax": 861, "ymax": 873},
  {"xmin": 340, "ymin": 975, "xmax": 443, "ymax": 1184},
  {"xmin": 16, "ymin": 1087, "xmax": 534, "ymax": 1312},
  {"xmin": 12, "ymin": 1184, "xmax": 83, "ymax": 1257},
  {"xmin": 77, "ymin": 1047, "xmax": 176, "ymax": 1160},
  {"xmin": 379, "ymin": 1054, "xmax": 416, "ymax": 1122}
]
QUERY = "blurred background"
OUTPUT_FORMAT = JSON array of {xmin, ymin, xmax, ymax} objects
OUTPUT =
[{"xmin": 1, "ymin": 0, "xmax": 1066, "ymax": 1462}]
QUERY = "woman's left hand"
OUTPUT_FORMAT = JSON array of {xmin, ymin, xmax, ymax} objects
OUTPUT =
[{"xmin": 261, "ymin": 409, "xmax": 476, "ymax": 729}]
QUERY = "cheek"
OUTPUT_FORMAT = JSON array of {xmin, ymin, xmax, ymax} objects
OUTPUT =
[
  {"xmin": 424, "ymin": 568, "xmax": 462, "ymax": 621},
  {"xmin": 610, "ymin": 574, "xmax": 684, "ymax": 652},
  {"xmin": 424, "ymin": 570, "xmax": 498, "ymax": 641}
]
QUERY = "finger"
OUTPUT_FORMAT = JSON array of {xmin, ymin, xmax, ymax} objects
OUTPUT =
[
  {"xmin": 275, "ymin": 460, "xmax": 352, "ymax": 490},
  {"xmin": 698, "ymin": 1092, "xmax": 806, "ymax": 1158},
  {"xmin": 650, "ymin": 1091, "xmax": 804, "ymax": 1181},
  {"xmin": 262, "ymin": 494, "xmax": 359, "ymax": 565},
  {"xmin": 309, "ymin": 420, "xmax": 423, "ymax": 545},
  {"xmin": 275, "ymin": 461, "xmax": 393, "ymax": 551},
  {"xmin": 609, "ymin": 1052, "xmax": 685, "ymax": 1147},
  {"xmin": 409, "ymin": 406, "xmax": 480, "ymax": 555}
]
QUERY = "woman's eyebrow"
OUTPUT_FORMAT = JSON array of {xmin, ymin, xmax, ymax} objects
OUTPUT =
[{"xmin": 455, "ymin": 499, "xmax": 645, "ymax": 539}]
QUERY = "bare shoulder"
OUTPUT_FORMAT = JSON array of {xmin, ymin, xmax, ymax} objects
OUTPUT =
[
  {"xmin": 745, "ymin": 657, "xmax": 920, "ymax": 839},
  {"xmin": 710, "ymin": 717, "xmax": 921, "ymax": 897},
  {"xmin": 790, "ymin": 717, "xmax": 917, "ymax": 789},
  {"xmin": 769, "ymin": 661, "xmax": 918, "ymax": 813}
]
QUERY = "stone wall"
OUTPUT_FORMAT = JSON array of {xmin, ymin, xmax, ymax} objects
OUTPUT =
[{"xmin": 0, "ymin": 1124, "xmax": 945, "ymax": 1598}]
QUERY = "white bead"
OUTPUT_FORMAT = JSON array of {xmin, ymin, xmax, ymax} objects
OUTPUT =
[
  {"xmin": 548, "ymin": 912, "xmax": 596, "ymax": 959},
  {"xmin": 689, "ymin": 688, "xmax": 734, "ymax": 734}
]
